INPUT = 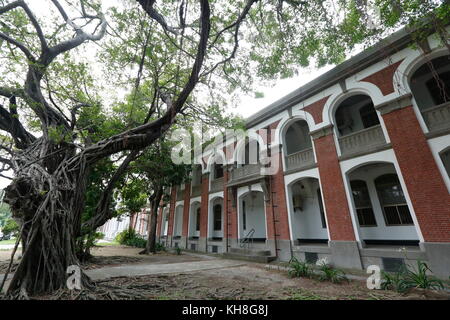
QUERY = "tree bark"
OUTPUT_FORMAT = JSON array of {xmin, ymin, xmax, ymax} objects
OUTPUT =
[{"xmin": 142, "ymin": 186, "xmax": 163, "ymax": 254}]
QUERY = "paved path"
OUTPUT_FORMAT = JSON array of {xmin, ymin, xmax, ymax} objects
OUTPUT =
[
  {"xmin": 1, "ymin": 256, "xmax": 246, "ymax": 292},
  {"xmin": 86, "ymin": 259, "xmax": 246, "ymax": 281}
]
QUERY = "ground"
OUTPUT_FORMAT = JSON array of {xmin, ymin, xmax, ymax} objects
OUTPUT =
[{"xmin": 1, "ymin": 244, "xmax": 449, "ymax": 300}]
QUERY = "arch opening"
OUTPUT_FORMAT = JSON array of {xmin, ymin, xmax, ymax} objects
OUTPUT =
[
  {"xmin": 347, "ymin": 162, "xmax": 419, "ymax": 246},
  {"xmin": 283, "ymin": 120, "xmax": 315, "ymax": 172},
  {"xmin": 288, "ymin": 177, "xmax": 328, "ymax": 244},
  {"xmin": 410, "ymin": 55, "xmax": 450, "ymax": 132}
]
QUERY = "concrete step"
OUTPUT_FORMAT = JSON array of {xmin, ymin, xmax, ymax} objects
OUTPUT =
[
  {"xmin": 222, "ymin": 252, "xmax": 277, "ymax": 263},
  {"xmin": 229, "ymin": 247, "xmax": 272, "ymax": 256}
]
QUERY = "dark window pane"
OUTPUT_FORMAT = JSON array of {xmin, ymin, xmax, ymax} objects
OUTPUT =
[
  {"xmin": 441, "ymin": 149, "xmax": 450, "ymax": 179},
  {"xmin": 317, "ymin": 188, "xmax": 327, "ymax": 228},
  {"xmin": 398, "ymin": 205, "xmax": 413, "ymax": 225},
  {"xmin": 242, "ymin": 200, "xmax": 246, "ymax": 230},
  {"xmin": 213, "ymin": 204, "xmax": 222, "ymax": 231},
  {"xmin": 426, "ymin": 71, "xmax": 450, "ymax": 106},
  {"xmin": 350, "ymin": 180, "xmax": 372, "ymax": 208},
  {"xmin": 214, "ymin": 164, "xmax": 224, "ymax": 179},
  {"xmin": 375, "ymin": 174, "xmax": 407, "ymax": 206},
  {"xmin": 357, "ymin": 208, "xmax": 377, "ymax": 227},
  {"xmin": 196, "ymin": 208, "xmax": 201, "ymax": 231},
  {"xmin": 359, "ymin": 103, "xmax": 380, "ymax": 128},
  {"xmin": 383, "ymin": 206, "xmax": 401, "ymax": 225}
]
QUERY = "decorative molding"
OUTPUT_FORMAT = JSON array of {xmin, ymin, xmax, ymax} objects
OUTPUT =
[
  {"xmin": 310, "ymin": 124, "xmax": 334, "ymax": 140},
  {"xmin": 374, "ymin": 93, "xmax": 413, "ymax": 115}
]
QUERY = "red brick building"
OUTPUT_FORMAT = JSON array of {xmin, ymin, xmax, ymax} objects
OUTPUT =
[{"xmin": 153, "ymin": 28, "xmax": 450, "ymax": 279}]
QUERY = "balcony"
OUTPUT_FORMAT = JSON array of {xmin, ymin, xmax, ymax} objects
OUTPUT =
[
  {"xmin": 191, "ymin": 184, "xmax": 201, "ymax": 197},
  {"xmin": 338, "ymin": 124, "xmax": 387, "ymax": 158},
  {"xmin": 210, "ymin": 177, "xmax": 224, "ymax": 192},
  {"xmin": 285, "ymin": 148, "xmax": 315, "ymax": 172},
  {"xmin": 422, "ymin": 102, "xmax": 450, "ymax": 134},
  {"xmin": 228, "ymin": 164, "xmax": 263, "ymax": 186}
]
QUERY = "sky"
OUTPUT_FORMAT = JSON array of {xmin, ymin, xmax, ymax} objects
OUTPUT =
[{"xmin": 0, "ymin": 0, "xmax": 337, "ymax": 190}]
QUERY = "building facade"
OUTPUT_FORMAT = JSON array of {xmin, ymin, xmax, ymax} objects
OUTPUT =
[{"xmin": 155, "ymin": 28, "xmax": 450, "ymax": 279}]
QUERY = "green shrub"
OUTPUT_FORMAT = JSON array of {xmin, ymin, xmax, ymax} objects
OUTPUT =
[
  {"xmin": 381, "ymin": 269, "xmax": 410, "ymax": 293},
  {"xmin": 115, "ymin": 228, "xmax": 147, "ymax": 248},
  {"xmin": 316, "ymin": 259, "xmax": 348, "ymax": 284},
  {"xmin": 175, "ymin": 246, "xmax": 182, "ymax": 255},
  {"xmin": 382, "ymin": 260, "xmax": 445, "ymax": 293},
  {"xmin": 288, "ymin": 257, "xmax": 312, "ymax": 278},
  {"xmin": 155, "ymin": 242, "xmax": 166, "ymax": 252}
]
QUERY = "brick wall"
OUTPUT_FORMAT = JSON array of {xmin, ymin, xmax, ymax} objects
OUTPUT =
[
  {"xmin": 182, "ymin": 182, "xmax": 191, "ymax": 237},
  {"xmin": 156, "ymin": 207, "xmax": 163, "ymax": 237},
  {"xmin": 167, "ymin": 187, "xmax": 177, "ymax": 236},
  {"xmin": 382, "ymin": 106, "xmax": 450, "ymax": 242},
  {"xmin": 200, "ymin": 174, "xmax": 209, "ymax": 238},
  {"xmin": 314, "ymin": 133, "xmax": 356, "ymax": 241}
]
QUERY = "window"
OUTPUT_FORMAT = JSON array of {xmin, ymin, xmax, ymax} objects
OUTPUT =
[
  {"xmin": 350, "ymin": 180, "xmax": 377, "ymax": 227},
  {"xmin": 214, "ymin": 164, "xmax": 224, "ymax": 179},
  {"xmin": 244, "ymin": 138, "xmax": 259, "ymax": 165},
  {"xmin": 440, "ymin": 148, "xmax": 450, "ymax": 180},
  {"xmin": 213, "ymin": 204, "xmax": 222, "ymax": 231},
  {"xmin": 285, "ymin": 120, "xmax": 312, "ymax": 155},
  {"xmin": 196, "ymin": 207, "xmax": 201, "ymax": 231},
  {"xmin": 425, "ymin": 71, "xmax": 450, "ymax": 106},
  {"xmin": 375, "ymin": 174, "xmax": 413, "ymax": 226},
  {"xmin": 359, "ymin": 103, "xmax": 380, "ymax": 129},
  {"xmin": 242, "ymin": 200, "xmax": 247, "ymax": 230},
  {"xmin": 316, "ymin": 188, "xmax": 327, "ymax": 228}
]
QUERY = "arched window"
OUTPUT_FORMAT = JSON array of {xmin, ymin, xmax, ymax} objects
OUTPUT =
[
  {"xmin": 285, "ymin": 120, "xmax": 312, "ymax": 155},
  {"xmin": 410, "ymin": 55, "xmax": 450, "ymax": 111},
  {"xmin": 213, "ymin": 204, "xmax": 222, "ymax": 231},
  {"xmin": 196, "ymin": 207, "xmax": 201, "ymax": 231},
  {"xmin": 375, "ymin": 174, "xmax": 413, "ymax": 226},
  {"xmin": 350, "ymin": 180, "xmax": 377, "ymax": 227},
  {"xmin": 335, "ymin": 95, "xmax": 378, "ymax": 136}
]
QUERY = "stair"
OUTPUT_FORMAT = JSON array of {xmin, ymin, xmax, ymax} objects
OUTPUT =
[{"xmin": 223, "ymin": 247, "xmax": 276, "ymax": 263}]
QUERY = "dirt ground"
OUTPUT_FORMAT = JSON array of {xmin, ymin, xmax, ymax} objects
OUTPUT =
[
  {"xmin": 34, "ymin": 264, "xmax": 449, "ymax": 300},
  {"xmin": 2, "ymin": 245, "xmax": 449, "ymax": 300}
]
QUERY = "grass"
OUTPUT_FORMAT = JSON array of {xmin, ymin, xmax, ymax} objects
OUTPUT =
[
  {"xmin": 95, "ymin": 240, "xmax": 119, "ymax": 246},
  {"xmin": 0, "ymin": 238, "xmax": 18, "ymax": 245}
]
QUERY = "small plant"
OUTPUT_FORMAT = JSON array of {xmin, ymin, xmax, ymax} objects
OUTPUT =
[
  {"xmin": 381, "ymin": 260, "xmax": 445, "ymax": 293},
  {"xmin": 288, "ymin": 257, "xmax": 312, "ymax": 278},
  {"xmin": 316, "ymin": 258, "xmax": 348, "ymax": 284},
  {"xmin": 402, "ymin": 260, "xmax": 445, "ymax": 291},
  {"xmin": 380, "ymin": 269, "xmax": 410, "ymax": 293},
  {"xmin": 175, "ymin": 247, "xmax": 182, "ymax": 255},
  {"xmin": 155, "ymin": 242, "xmax": 166, "ymax": 252}
]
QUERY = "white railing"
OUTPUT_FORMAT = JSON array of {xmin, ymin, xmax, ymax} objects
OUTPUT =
[
  {"xmin": 285, "ymin": 148, "xmax": 314, "ymax": 171},
  {"xmin": 338, "ymin": 124, "xmax": 386, "ymax": 157},
  {"xmin": 229, "ymin": 164, "xmax": 262, "ymax": 182},
  {"xmin": 422, "ymin": 102, "xmax": 450, "ymax": 133}
]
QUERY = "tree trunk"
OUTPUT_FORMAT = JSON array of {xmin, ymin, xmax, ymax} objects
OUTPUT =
[
  {"xmin": 142, "ymin": 187, "xmax": 163, "ymax": 254},
  {"xmin": 2, "ymin": 145, "xmax": 92, "ymax": 298}
]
